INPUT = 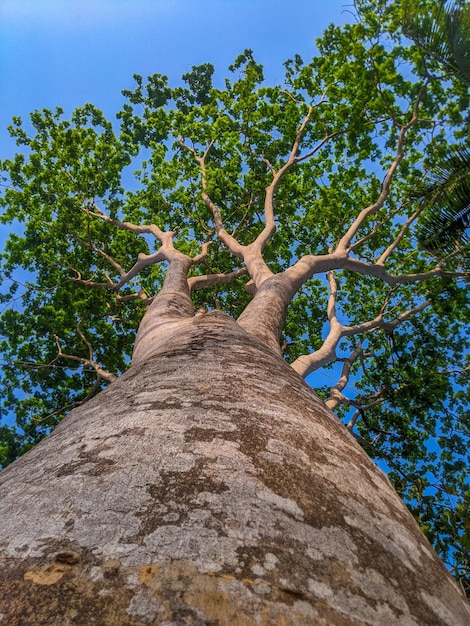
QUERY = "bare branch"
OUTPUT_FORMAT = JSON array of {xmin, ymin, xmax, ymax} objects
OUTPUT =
[
  {"xmin": 348, "ymin": 201, "xmax": 406, "ymax": 253},
  {"xmin": 254, "ymin": 108, "xmax": 341, "ymax": 254},
  {"xmin": 71, "ymin": 201, "xmax": 208, "ymax": 293},
  {"xmin": 180, "ymin": 137, "xmax": 272, "ymax": 286},
  {"xmin": 179, "ymin": 137, "xmax": 246, "ymax": 258},
  {"xmin": 349, "ymin": 407, "xmax": 396, "ymax": 439},
  {"xmin": 65, "ymin": 258, "xmax": 115, "ymax": 289},
  {"xmin": 85, "ymin": 201, "xmax": 166, "ymax": 241},
  {"xmin": 191, "ymin": 239, "xmax": 213, "ymax": 266},
  {"xmin": 69, "ymin": 232, "xmax": 127, "ymax": 278},
  {"xmin": 346, "ymin": 409, "xmax": 361, "ymax": 432},
  {"xmin": 188, "ymin": 267, "xmax": 247, "ymax": 292},
  {"xmin": 343, "ymin": 298, "xmax": 431, "ymax": 336},
  {"xmin": 69, "ymin": 276, "xmax": 114, "ymax": 290},
  {"xmin": 290, "ymin": 271, "xmax": 343, "ymax": 377},
  {"xmin": 113, "ymin": 250, "xmax": 167, "ymax": 290},
  {"xmin": 341, "ymin": 257, "xmax": 469, "ymax": 285},
  {"xmin": 325, "ymin": 342, "xmax": 364, "ymax": 410},
  {"xmin": 231, "ymin": 195, "xmax": 255, "ymax": 237},
  {"xmin": 243, "ymin": 143, "xmax": 277, "ymax": 176},
  {"xmin": 336, "ymin": 126, "xmax": 408, "ymax": 252},
  {"xmin": 336, "ymin": 81, "xmax": 430, "ymax": 252},
  {"xmin": 53, "ymin": 332, "xmax": 117, "ymax": 383},
  {"xmin": 291, "ymin": 270, "xmax": 432, "ymax": 379},
  {"xmin": 116, "ymin": 289, "xmax": 151, "ymax": 303},
  {"xmin": 75, "ymin": 323, "xmax": 93, "ymax": 361},
  {"xmin": 444, "ymin": 365, "xmax": 470, "ymax": 375},
  {"xmin": 15, "ymin": 329, "xmax": 117, "ymax": 384},
  {"xmin": 376, "ymin": 206, "xmax": 424, "ymax": 265},
  {"xmin": 68, "ymin": 251, "xmax": 167, "ymax": 292}
]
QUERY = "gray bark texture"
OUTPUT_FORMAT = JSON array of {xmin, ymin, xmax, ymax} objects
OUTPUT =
[{"xmin": 0, "ymin": 311, "xmax": 469, "ymax": 625}]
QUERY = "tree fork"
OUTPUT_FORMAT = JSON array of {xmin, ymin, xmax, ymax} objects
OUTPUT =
[{"xmin": 0, "ymin": 312, "xmax": 468, "ymax": 625}]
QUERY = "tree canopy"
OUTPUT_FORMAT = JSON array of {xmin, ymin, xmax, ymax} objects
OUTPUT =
[{"xmin": 1, "ymin": 0, "xmax": 469, "ymax": 594}]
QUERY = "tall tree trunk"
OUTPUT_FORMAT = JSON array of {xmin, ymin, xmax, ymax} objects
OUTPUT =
[{"xmin": 0, "ymin": 311, "xmax": 468, "ymax": 625}]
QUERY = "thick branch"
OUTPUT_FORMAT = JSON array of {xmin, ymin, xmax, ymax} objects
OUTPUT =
[
  {"xmin": 290, "ymin": 271, "xmax": 343, "ymax": 377},
  {"xmin": 180, "ymin": 107, "xmax": 338, "ymax": 291},
  {"xmin": 68, "ymin": 247, "xmax": 168, "ymax": 292},
  {"xmin": 237, "ymin": 252, "xmax": 346, "ymax": 353},
  {"xmin": 116, "ymin": 289, "xmax": 151, "ymax": 303},
  {"xmin": 132, "ymin": 254, "xmax": 195, "ymax": 366},
  {"xmin": 113, "ymin": 250, "xmax": 167, "ymax": 290},
  {"xmin": 191, "ymin": 240, "xmax": 213, "ymax": 266},
  {"xmin": 188, "ymin": 268, "xmax": 247, "ymax": 293},
  {"xmin": 200, "ymin": 192, "xmax": 248, "ymax": 259},
  {"xmin": 291, "ymin": 279, "xmax": 432, "ymax": 379},
  {"xmin": 239, "ymin": 237, "xmax": 464, "ymax": 360},
  {"xmin": 289, "ymin": 245, "xmax": 468, "ymax": 289},
  {"xmin": 237, "ymin": 273, "xmax": 298, "ymax": 356},
  {"xmin": 180, "ymin": 138, "xmax": 272, "ymax": 286},
  {"xmin": 283, "ymin": 252, "xmax": 347, "ymax": 293},
  {"xmin": 341, "ymin": 258, "xmax": 468, "ymax": 285},
  {"xmin": 74, "ymin": 203, "xmax": 218, "ymax": 296}
]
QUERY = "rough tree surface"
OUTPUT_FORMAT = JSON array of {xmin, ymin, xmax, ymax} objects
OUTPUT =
[
  {"xmin": 0, "ymin": 0, "xmax": 470, "ymax": 623},
  {"xmin": 1, "ymin": 310, "xmax": 469, "ymax": 625}
]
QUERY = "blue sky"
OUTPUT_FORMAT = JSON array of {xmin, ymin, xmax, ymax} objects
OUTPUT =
[
  {"xmin": 0, "ymin": 1, "xmax": 356, "ymax": 409},
  {"xmin": 0, "ymin": 0, "xmax": 350, "ymax": 146}
]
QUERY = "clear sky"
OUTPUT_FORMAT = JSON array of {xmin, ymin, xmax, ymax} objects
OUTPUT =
[
  {"xmin": 0, "ymin": 0, "xmax": 350, "ymax": 145},
  {"xmin": 0, "ymin": 0, "xmax": 355, "ymax": 403}
]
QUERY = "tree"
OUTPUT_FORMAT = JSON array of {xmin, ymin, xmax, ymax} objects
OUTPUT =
[
  {"xmin": 0, "ymin": 0, "xmax": 469, "ymax": 622},
  {"xmin": 402, "ymin": 0, "xmax": 470, "ymax": 265}
]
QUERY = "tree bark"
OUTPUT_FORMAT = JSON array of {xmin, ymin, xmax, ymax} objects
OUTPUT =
[{"xmin": 0, "ymin": 311, "xmax": 468, "ymax": 625}]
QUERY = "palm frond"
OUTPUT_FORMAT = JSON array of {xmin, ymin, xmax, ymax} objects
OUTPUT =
[
  {"xmin": 446, "ymin": 2, "xmax": 470, "ymax": 84},
  {"xmin": 402, "ymin": 0, "xmax": 470, "ymax": 85},
  {"xmin": 416, "ymin": 149, "xmax": 470, "ymax": 265}
]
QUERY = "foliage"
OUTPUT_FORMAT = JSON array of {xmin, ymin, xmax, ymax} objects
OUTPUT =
[
  {"xmin": 415, "ymin": 148, "xmax": 470, "ymax": 267},
  {"xmin": 402, "ymin": 0, "xmax": 470, "ymax": 268},
  {"xmin": 0, "ymin": 0, "xmax": 469, "ymax": 593},
  {"xmin": 401, "ymin": 0, "xmax": 470, "ymax": 83}
]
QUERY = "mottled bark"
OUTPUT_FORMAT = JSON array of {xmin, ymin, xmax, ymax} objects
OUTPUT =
[
  {"xmin": 132, "ymin": 257, "xmax": 194, "ymax": 366},
  {"xmin": 237, "ymin": 274, "xmax": 294, "ymax": 356},
  {"xmin": 0, "ymin": 311, "xmax": 468, "ymax": 625}
]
